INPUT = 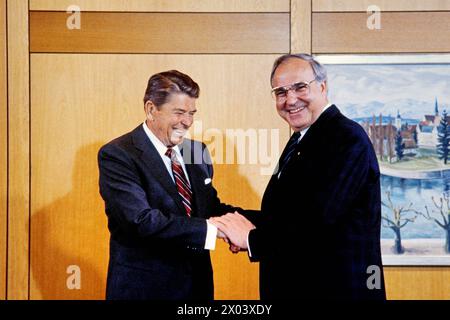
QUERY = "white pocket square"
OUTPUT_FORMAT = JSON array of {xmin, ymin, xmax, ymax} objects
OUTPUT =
[{"xmin": 204, "ymin": 178, "xmax": 212, "ymax": 185}]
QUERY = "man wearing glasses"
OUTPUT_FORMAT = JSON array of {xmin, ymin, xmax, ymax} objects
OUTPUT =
[{"xmin": 212, "ymin": 54, "xmax": 386, "ymax": 300}]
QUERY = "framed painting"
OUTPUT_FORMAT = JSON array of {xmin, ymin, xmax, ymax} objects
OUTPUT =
[{"xmin": 317, "ymin": 54, "xmax": 450, "ymax": 265}]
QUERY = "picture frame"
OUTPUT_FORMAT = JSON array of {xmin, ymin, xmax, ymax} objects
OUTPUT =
[{"xmin": 317, "ymin": 54, "xmax": 450, "ymax": 266}]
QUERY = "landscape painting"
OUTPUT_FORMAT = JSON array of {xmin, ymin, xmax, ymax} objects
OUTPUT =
[{"xmin": 319, "ymin": 54, "xmax": 450, "ymax": 265}]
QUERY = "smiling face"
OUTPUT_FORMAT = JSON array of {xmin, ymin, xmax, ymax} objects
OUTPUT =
[
  {"xmin": 271, "ymin": 58, "xmax": 328, "ymax": 132},
  {"xmin": 145, "ymin": 93, "xmax": 197, "ymax": 147}
]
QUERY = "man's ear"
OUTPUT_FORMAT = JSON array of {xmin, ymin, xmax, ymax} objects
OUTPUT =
[
  {"xmin": 320, "ymin": 80, "xmax": 328, "ymax": 95},
  {"xmin": 144, "ymin": 101, "xmax": 156, "ymax": 121}
]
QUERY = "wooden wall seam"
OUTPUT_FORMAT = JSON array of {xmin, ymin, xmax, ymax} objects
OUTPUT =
[
  {"xmin": 4, "ymin": 0, "xmax": 8, "ymax": 301},
  {"xmin": 289, "ymin": 0, "xmax": 291, "ymax": 53},
  {"xmin": 291, "ymin": 0, "xmax": 312, "ymax": 54},
  {"xmin": 29, "ymin": 0, "xmax": 290, "ymax": 12},
  {"xmin": 0, "ymin": 0, "xmax": 8, "ymax": 301},
  {"xmin": 27, "ymin": 0, "xmax": 31, "ymax": 300},
  {"xmin": 7, "ymin": 0, "xmax": 30, "ymax": 300}
]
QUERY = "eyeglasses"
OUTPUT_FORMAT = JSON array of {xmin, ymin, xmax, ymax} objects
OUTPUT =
[{"xmin": 271, "ymin": 79, "xmax": 316, "ymax": 102}]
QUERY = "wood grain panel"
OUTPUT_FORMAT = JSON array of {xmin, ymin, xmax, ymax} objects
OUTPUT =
[
  {"xmin": 30, "ymin": 54, "xmax": 288, "ymax": 299},
  {"xmin": 385, "ymin": 267, "xmax": 450, "ymax": 300},
  {"xmin": 7, "ymin": 0, "xmax": 29, "ymax": 300},
  {"xmin": 291, "ymin": 0, "xmax": 311, "ymax": 54},
  {"xmin": 30, "ymin": 0, "xmax": 290, "ymax": 12},
  {"xmin": 30, "ymin": 12, "xmax": 289, "ymax": 54},
  {"xmin": 313, "ymin": 0, "xmax": 450, "ymax": 12},
  {"xmin": 313, "ymin": 12, "xmax": 450, "ymax": 53},
  {"xmin": 0, "ymin": 0, "xmax": 7, "ymax": 301}
]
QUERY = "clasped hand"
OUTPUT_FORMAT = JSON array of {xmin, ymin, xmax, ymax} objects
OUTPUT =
[{"xmin": 209, "ymin": 212, "xmax": 255, "ymax": 254}]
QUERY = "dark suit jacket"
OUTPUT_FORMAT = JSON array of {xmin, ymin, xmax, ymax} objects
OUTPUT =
[
  {"xmin": 248, "ymin": 105, "xmax": 386, "ymax": 300},
  {"xmin": 98, "ymin": 125, "xmax": 238, "ymax": 300}
]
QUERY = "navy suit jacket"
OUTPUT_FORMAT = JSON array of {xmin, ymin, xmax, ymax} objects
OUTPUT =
[
  {"xmin": 248, "ymin": 105, "xmax": 386, "ymax": 300},
  {"xmin": 98, "ymin": 125, "xmax": 238, "ymax": 300}
]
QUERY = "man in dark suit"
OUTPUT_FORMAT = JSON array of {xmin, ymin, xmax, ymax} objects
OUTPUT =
[
  {"xmin": 213, "ymin": 54, "xmax": 386, "ymax": 300},
  {"xmin": 98, "ymin": 70, "xmax": 239, "ymax": 300}
]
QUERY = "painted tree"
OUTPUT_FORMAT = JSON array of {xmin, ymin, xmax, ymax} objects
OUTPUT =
[
  {"xmin": 415, "ymin": 194, "xmax": 450, "ymax": 253},
  {"xmin": 382, "ymin": 191, "xmax": 417, "ymax": 254},
  {"xmin": 412, "ymin": 129, "xmax": 418, "ymax": 145},
  {"xmin": 395, "ymin": 131, "xmax": 405, "ymax": 161},
  {"xmin": 437, "ymin": 110, "xmax": 450, "ymax": 164}
]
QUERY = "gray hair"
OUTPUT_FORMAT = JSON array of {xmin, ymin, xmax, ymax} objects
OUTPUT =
[{"xmin": 270, "ymin": 53, "xmax": 328, "ymax": 86}]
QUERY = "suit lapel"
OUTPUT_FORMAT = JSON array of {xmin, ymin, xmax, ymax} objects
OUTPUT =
[
  {"xmin": 276, "ymin": 105, "xmax": 341, "ymax": 177},
  {"xmin": 131, "ymin": 126, "xmax": 186, "ymax": 215},
  {"xmin": 297, "ymin": 104, "xmax": 340, "ymax": 152}
]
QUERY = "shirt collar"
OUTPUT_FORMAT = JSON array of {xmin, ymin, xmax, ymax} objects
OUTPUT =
[
  {"xmin": 142, "ymin": 122, "xmax": 181, "ymax": 158},
  {"xmin": 321, "ymin": 102, "xmax": 333, "ymax": 115}
]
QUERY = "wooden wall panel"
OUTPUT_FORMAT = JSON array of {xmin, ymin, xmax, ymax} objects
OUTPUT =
[
  {"xmin": 30, "ymin": 12, "xmax": 289, "ymax": 54},
  {"xmin": 7, "ymin": 0, "xmax": 29, "ymax": 300},
  {"xmin": 312, "ymin": 12, "xmax": 450, "ymax": 53},
  {"xmin": 30, "ymin": 54, "xmax": 288, "ymax": 300},
  {"xmin": 30, "ymin": 0, "xmax": 290, "ymax": 12},
  {"xmin": 0, "ymin": 0, "xmax": 7, "ymax": 300},
  {"xmin": 313, "ymin": 0, "xmax": 450, "ymax": 12},
  {"xmin": 291, "ymin": 0, "xmax": 311, "ymax": 54},
  {"xmin": 385, "ymin": 267, "xmax": 450, "ymax": 300}
]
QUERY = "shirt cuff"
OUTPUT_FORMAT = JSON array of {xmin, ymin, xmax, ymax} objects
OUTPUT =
[{"xmin": 204, "ymin": 220, "xmax": 218, "ymax": 250}]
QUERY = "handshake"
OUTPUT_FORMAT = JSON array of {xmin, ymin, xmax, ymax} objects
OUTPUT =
[{"xmin": 209, "ymin": 212, "xmax": 256, "ymax": 254}]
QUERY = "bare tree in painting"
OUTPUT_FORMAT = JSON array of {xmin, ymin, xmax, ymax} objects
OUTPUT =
[
  {"xmin": 382, "ymin": 191, "xmax": 418, "ymax": 254},
  {"xmin": 416, "ymin": 194, "xmax": 450, "ymax": 253}
]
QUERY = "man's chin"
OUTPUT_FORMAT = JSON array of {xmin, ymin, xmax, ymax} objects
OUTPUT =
[
  {"xmin": 286, "ymin": 114, "xmax": 311, "ymax": 130},
  {"xmin": 170, "ymin": 136, "xmax": 185, "ymax": 146},
  {"xmin": 287, "ymin": 120, "xmax": 306, "ymax": 130}
]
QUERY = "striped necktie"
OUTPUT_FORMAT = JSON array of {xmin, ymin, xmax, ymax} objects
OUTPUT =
[
  {"xmin": 165, "ymin": 148, "xmax": 192, "ymax": 217},
  {"xmin": 277, "ymin": 131, "xmax": 301, "ymax": 177}
]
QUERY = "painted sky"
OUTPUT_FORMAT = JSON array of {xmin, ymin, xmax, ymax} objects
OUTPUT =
[{"xmin": 326, "ymin": 64, "xmax": 450, "ymax": 119}]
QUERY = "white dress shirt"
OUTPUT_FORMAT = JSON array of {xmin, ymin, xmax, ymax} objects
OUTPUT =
[{"xmin": 142, "ymin": 122, "xmax": 218, "ymax": 250}]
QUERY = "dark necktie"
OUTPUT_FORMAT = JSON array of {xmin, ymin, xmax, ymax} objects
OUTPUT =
[
  {"xmin": 165, "ymin": 148, "xmax": 192, "ymax": 217},
  {"xmin": 277, "ymin": 131, "xmax": 301, "ymax": 176}
]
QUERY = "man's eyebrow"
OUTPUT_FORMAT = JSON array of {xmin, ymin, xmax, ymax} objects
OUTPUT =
[{"xmin": 174, "ymin": 108, "xmax": 197, "ymax": 113}]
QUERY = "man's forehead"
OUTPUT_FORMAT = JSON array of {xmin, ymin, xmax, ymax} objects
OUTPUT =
[
  {"xmin": 277, "ymin": 59, "xmax": 312, "ymax": 75},
  {"xmin": 273, "ymin": 59, "xmax": 314, "ymax": 86}
]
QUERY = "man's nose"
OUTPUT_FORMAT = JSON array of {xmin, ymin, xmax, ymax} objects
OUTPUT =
[
  {"xmin": 285, "ymin": 90, "xmax": 298, "ymax": 105},
  {"xmin": 181, "ymin": 115, "xmax": 193, "ymax": 128}
]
